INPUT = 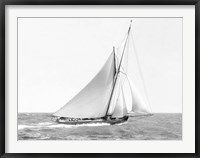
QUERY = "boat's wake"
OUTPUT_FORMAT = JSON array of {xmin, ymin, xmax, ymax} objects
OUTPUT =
[{"xmin": 18, "ymin": 122, "xmax": 111, "ymax": 130}]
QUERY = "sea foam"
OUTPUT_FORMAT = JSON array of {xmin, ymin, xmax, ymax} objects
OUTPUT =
[{"xmin": 18, "ymin": 122, "xmax": 110, "ymax": 130}]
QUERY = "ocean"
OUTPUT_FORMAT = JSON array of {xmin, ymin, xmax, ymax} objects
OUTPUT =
[{"xmin": 18, "ymin": 113, "xmax": 182, "ymax": 140}]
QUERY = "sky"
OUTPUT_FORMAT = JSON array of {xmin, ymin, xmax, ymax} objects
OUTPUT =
[{"xmin": 18, "ymin": 18, "xmax": 182, "ymax": 113}]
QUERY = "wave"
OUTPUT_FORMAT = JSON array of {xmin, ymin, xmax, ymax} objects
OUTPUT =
[
  {"xmin": 37, "ymin": 122, "xmax": 54, "ymax": 126},
  {"xmin": 117, "ymin": 122, "xmax": 128, "ymax": 126},
  {"xmin": 18, "ymin": 122, "xmax": 110, "ymax": 130},
  {"xmin": 18, "ymin": 125, "xmax": 33, "ymax": 130}
]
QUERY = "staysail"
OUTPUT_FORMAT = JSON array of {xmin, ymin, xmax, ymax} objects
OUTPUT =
[
  {"xmin": 106, "ymin": 72, "xmax": 121, "ymax": 115},
  {"xmin": 111, "ymin": 83, "xmax": 127, "ymax": 118},
  {"xmin": 106, "ymin": 72, "xmax": 127, "ymax": 116},
  {"xmin": 53, "ymin": 52, "xmax": 116, "ymax": 118}
]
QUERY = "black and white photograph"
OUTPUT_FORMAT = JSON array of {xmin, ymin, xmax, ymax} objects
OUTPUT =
[{"xmin": 17, "ymin": 18, "xmax": 183, "ymax": 141}]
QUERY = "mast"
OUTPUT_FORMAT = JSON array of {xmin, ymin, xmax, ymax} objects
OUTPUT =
[
  {"xmin": 105, "ymin": 21, "xmax": 132, "ymax": 117},
  {"xmin": 113, "ymin": 46, "xmax": 117, "ymax": 74},
  {"xmin": 118, "ymin": 20, "xmax": 132, "ymax": 72}
]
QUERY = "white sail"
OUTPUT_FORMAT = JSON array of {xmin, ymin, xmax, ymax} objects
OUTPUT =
[
  {"xmin": 111, "ymin": 84, "xmax": 127, "ymax": 118},
  {"xmin": 106, "ymin": 72, "xmax": 127, "ymax": 116},
  {"xmin": 53, "ymin": 52, "xmax": 115, "ymax": 118},
  {"xmin": 127, "ymin": 76, "xmax": 151, "ymax": 114},
  {"xmin": 106, "ymin": 73, "xmax": 121, "ymax": 115}
]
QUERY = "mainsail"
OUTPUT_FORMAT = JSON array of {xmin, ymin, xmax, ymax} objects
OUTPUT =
[
  {"xmin": 53, "ymin": 52, "xmax": 115, "ymax": 118},
  {"xmin": 53, "ymin": 21, "xmax": 152, "ymax": 120}
]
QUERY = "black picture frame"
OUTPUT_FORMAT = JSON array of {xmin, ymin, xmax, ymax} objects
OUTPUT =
[{"xmin": 0, "ymin": 0, "xmax": 199, "ymax": 158}]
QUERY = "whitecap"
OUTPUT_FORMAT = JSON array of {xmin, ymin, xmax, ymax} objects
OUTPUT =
[
  {"xmin": 37, "ymin": 122, "xmax": 54, "ymax": 126},
  {"xmin": 18, "ymin": 122, "xmax": 111, "ymax": 130},
  {"xmin": 18, "ymin": 125, "xmax": 32, "ymax": 130}
]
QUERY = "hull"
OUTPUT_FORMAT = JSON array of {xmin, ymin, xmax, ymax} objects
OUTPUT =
[{"xmin": 53, "ymin": 116, "xmax": 129, "ymax": 125}]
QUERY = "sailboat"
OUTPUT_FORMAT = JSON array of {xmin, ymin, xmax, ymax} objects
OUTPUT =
[{"xmin": 52, "ymin": 21, "xmax": 152, "ymax": 125}]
